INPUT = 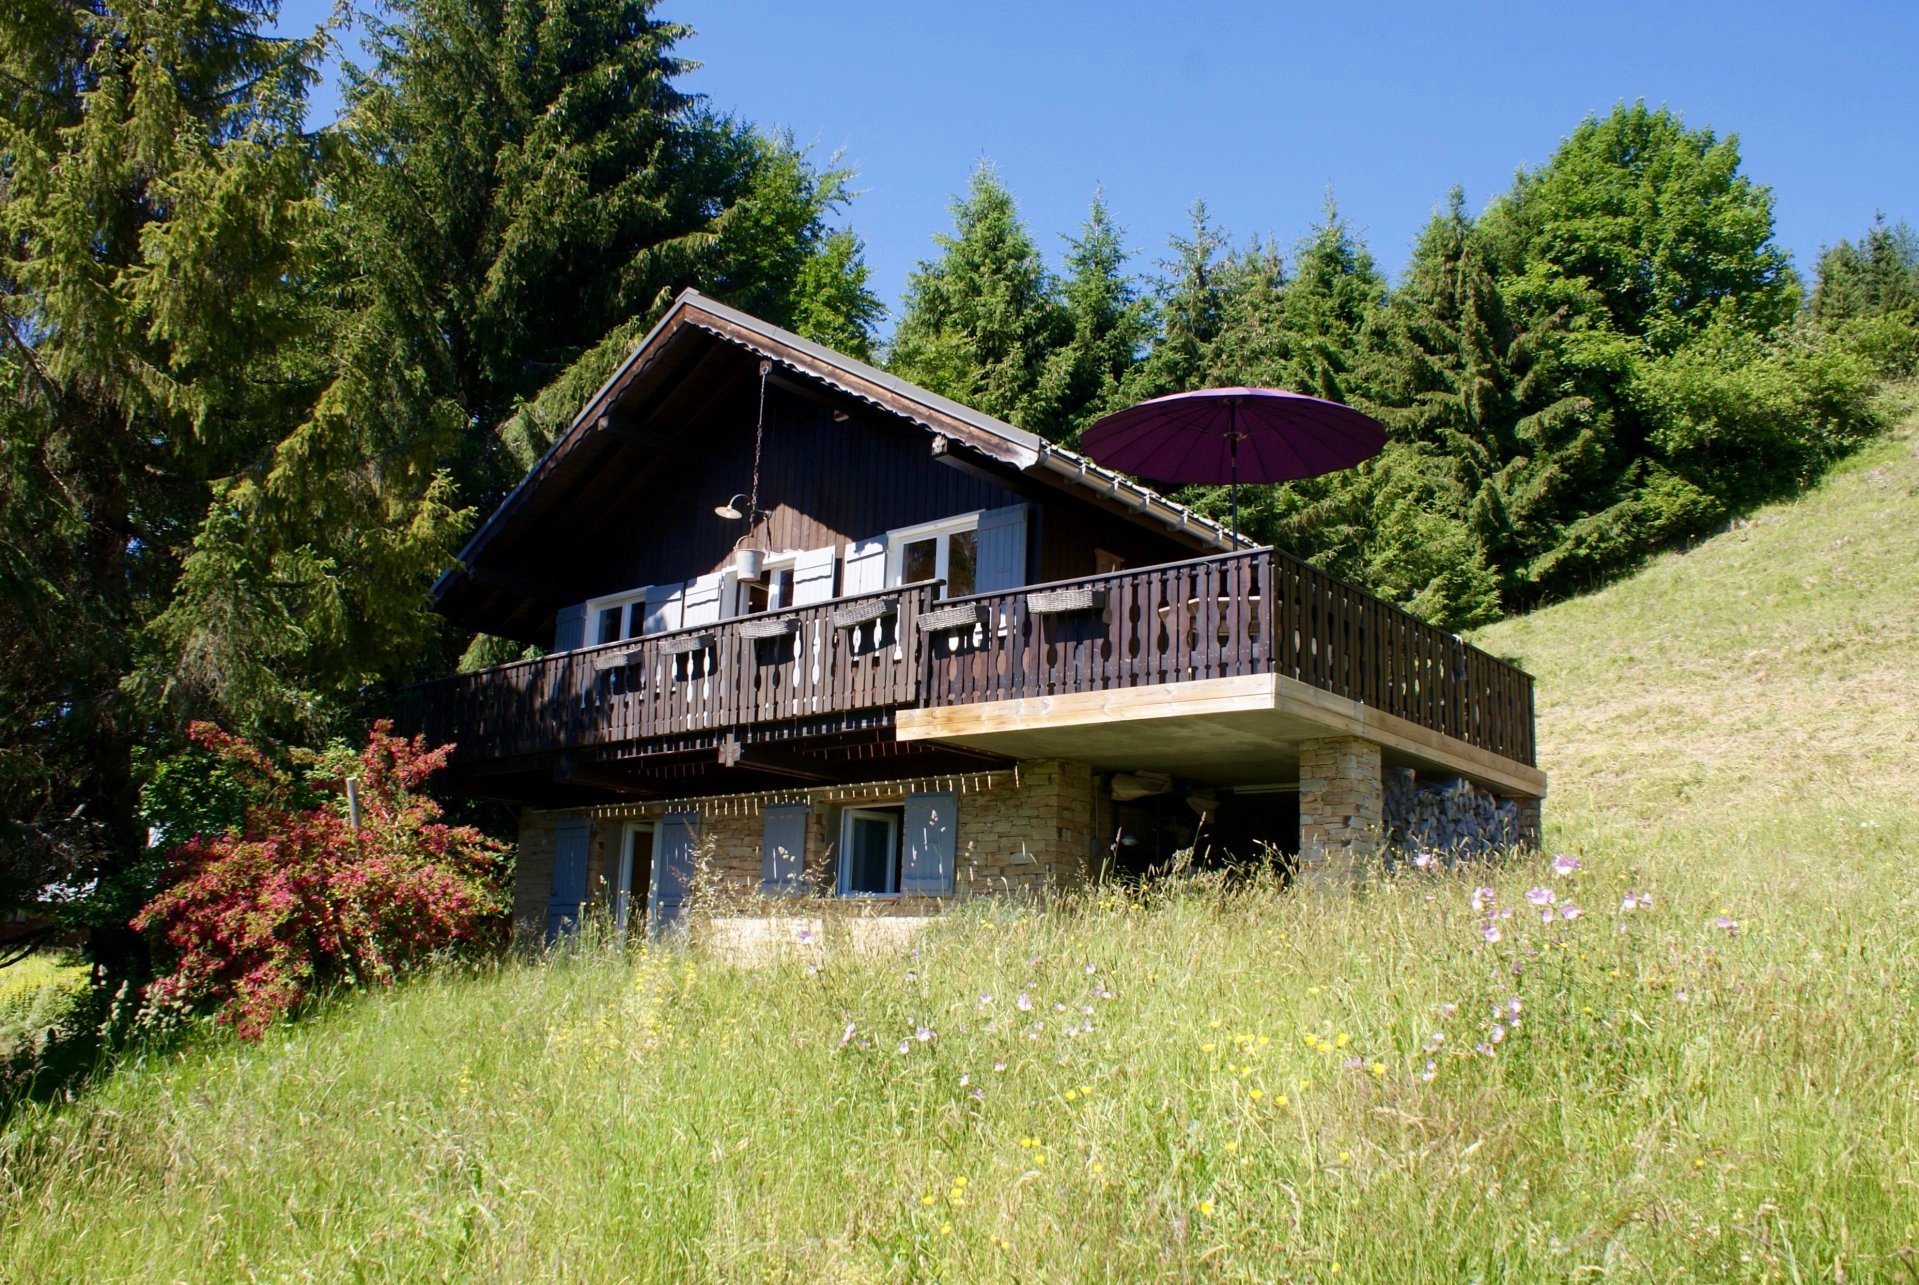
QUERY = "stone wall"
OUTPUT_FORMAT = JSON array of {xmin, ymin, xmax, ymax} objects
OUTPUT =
[
  {"xmin": 1296, "ymin": 735, "xmax": 1384, "ymax": 883},
  {"xmin": 508, "ymin": 760, "xmax": 1099, "ymax": 933}
]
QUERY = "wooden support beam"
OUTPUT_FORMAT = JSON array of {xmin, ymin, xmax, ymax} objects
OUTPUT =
[
  {"xmin": 718, "ymin": 733, "xmax": 841, "ymax": 783},
  {"xmin": 553, "ymin": 754, "xmax": 664, "ymax": 797}
]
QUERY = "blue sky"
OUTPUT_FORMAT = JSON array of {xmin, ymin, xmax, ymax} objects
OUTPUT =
[{"xmin": 282, "ymin": 1, "xmax": 1918, "ymax": 332}]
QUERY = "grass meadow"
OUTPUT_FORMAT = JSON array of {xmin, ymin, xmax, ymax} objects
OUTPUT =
[{"xmin": 0, "ymin": 397, "xmax": 1915, "ymax": 1280}]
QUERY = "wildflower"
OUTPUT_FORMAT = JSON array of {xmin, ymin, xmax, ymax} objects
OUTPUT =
[
  {"xmin": 1471, "ymin": 886, "xmax": 1495, "ymax": 912},
  {"xmin": 1064, "ymin": 1089, "xmax": 1078, "ymax": 1102},
  {"xmin": 1199, "ymin": 1200, "xmax": 1215, "ymax": 1215},
  {"xmin": 1439, "ymin": 1002, "xmax": 1457, "ymax": 1017},
  {"xmin": 959, "ymin": 1073, "xmax": 970, "ymax": 1087},
  {"xmin": 1507, "ymin": 998, "xmax": 1522, "ymax": 1019},
  {"xmin": 1620, "ymin": 892, "xmax": 1643, "ymax": 912},
  {"xmin": 1419, "ymin": 1061, "xmax": 1437, "ymax": 1082},
  {"xmin": 1482, "ymin": 921, "xmax": 1502, "ymax": 944},
  {"xmin": 897, "ymin": 1040, "xmax": 911, "ymax": 1055},
  {"xmin": 904, "ymin": 971, "xmax": 918, "ymax": 982},
  {"xmin": 915, "ymin": 1025, "xmax": 936, "ymax": 1042},
  {"xmin": 1560, "ymin": 904, "xmax": 1584, "ymax": 921},
  {"xmin": 1526, "ymin": 886, "xmax": 1555, "ymax": 906},
  {"xmin": 1412, "ymin": 850, "xmax": 1437, "ymax": 870},
  {"xmin": 1714, "ymin": 916, "xmax": 1739, "ymax": 935},
  {"xmin": 1085, "ymin": 963, "xmax": 1098, "ymax": 975},
  {"xmin": 838, "ymin": 1022, "xmax": 856, "ymax": 1049},
  {"xmin": 1335, "ymin": 1032, "xmax": 1351, "ymax": 1049},
  {"xmin": 1342, "ymin": 1057, "xmax": 1363, "ymax": 1071},
  {"xmin": 1552, "ymin": 854, "xmax": 1581, "ymax": 877},
  {"xmin": 1474, "ymin": 1041, "xmax": 1494, "ymax": 1056},
  {"xmin": 921, "ymin": 1194, "xmax": 936, "ymax": 1206},
  {"xmin": 1490, "ymin": 1023, "xmax": 1507, "ymax": 1044},
  {"xmin": 940, "ymin": 1223, "xmax": 952, "ymax": 1236},
  {"xmin": 1370, "ymin": 1062, "xmax": 1386, "ymax": 1077},
  {"xmin": 994, "ymin": 1061, "xmax": 1007, "ymax": 1072},
  {"xmin": 1250, "ymin": 1086, "xmax": 1264, "ymax": 1100},
  {"xmin": 979, "ymin": 993, "xmax": 994, "ymax": 1006},
  {"xmin": 1016, "ymin": 993, "xmax": 1033, "ymax": 1012},
  {"xmin": 1337, "ymin": 1150, "xmax": 1351, "ymax": 1163}
]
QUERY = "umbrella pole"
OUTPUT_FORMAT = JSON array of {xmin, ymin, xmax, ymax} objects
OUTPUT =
[{"xmin": 1229, "ymin": 403, "xmax": 1239, "ymax": 543}]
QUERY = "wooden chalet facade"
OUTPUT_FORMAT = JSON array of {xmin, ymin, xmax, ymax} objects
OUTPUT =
[{"xmin": 402, "ymin": 290, "xmax": 1545, "ymax": 938}]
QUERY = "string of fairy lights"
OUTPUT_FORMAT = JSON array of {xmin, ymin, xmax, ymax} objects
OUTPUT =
[{"xmin": 573, "ymin": 764, "xmax": 1024, "ymax": 821}]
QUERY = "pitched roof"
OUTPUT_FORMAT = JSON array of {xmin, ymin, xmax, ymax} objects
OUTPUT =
[{"xmin": 436, "ymin": 290, "xmax": 1244, "ymax": 632}]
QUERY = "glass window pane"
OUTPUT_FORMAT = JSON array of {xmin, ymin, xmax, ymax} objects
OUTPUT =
[
  {"xmin": 845, "ymin": 813, "xmax": 897, "ymax": 894},
  {"xmin": 902, "ymin": 538, "xmax": 937, "ymax": 586},
  {"xmin": 771, "ymin": 568, "xmax": 794, "ymax": 610},
  {"xmin": 626, "ymin": 603, "xmax": 646, "ymax": 639},
  {"xmin": 746, "ymin": 579, "xmax": 770, "ymax": 615},
  {"xmin": 947, "ymin": 528, "xmax": 977, "ymax": 597},
  {"xmin": 597, "ymin": 608, "xmax": 622, "ymax": 645}
]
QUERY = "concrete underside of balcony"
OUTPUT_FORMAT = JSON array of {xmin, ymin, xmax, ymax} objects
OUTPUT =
[{"xmin": 895, "ymin": 673, "xmax": 1547, "ymax": 799}]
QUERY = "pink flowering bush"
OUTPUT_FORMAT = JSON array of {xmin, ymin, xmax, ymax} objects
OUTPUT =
[{"xmin": 133, "ymin": 721, "xmax": 509, "ymax": 1039}]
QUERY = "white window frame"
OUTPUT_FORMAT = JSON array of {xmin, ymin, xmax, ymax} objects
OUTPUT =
[
  {"xmin": 616, "ymin": 821, "xmax": 651, "ymax": 935},
  {"xmin": 583, "ymin": 588, "xmax": 649, "ymax": 645},
  {"xmin": 885, "ymin": 512, "xmax": 982, "ymax": 594},
  {"xmin": 725, "ymin": 554, "xmax": 801, "ymax": 617},
  {"xmin": 837, "ymin": 806, "xmax": 903, "ymax": 897}
]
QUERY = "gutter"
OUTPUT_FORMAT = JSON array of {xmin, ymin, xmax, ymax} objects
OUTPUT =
[{"xmin": 1030, "ymin": 444, "xmax": 1249, "ymax": 553}]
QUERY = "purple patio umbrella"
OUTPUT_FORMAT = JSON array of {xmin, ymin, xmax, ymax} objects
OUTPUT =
[{"xmin": 1080, "ymin": 388, "xmax": 1387, "ymax": 540}]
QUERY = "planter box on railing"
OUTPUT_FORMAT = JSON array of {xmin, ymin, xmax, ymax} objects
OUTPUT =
[
  {"xmin": 916, "ymin": 603, "xmax": 987, "ymax": 632},
  {"xmin": 661, "ymin": 633, "xmax": 714, "ymax": 655},
  {"xmin": 832, "ymin": 597, "xmax": 898, "ymax": 629},
  {"xmin": 591, "ymin": 647, "xmax": 647, "ymax": 671},
  {"xmin": 1028, "ymin": 586, "xmax": 1106, "ymax": 615},
  {"xmin": 737, "ymin": 616, "xmax": 799, "ymax": 639}
]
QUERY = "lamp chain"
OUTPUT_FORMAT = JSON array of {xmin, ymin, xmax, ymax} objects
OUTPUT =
[{"xmin": 749, "ymin": 359, "xmax": 771, "ymax": 525}]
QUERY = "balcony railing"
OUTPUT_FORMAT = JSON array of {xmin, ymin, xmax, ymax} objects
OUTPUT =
[
  {"xmin": 921, "ymin": 549, "xmax": 1534, "ymax": 766},
  {"xmin": 401, "ymin": 550, "xmax": 1536, "ymax": 769},
  {"xmin": 400, "ymin": 583, "xmax": 935, "ymax": 761}
]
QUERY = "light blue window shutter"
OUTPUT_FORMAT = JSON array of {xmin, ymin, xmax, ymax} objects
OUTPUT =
[
  {"xmin": 544, "ymin": 818, "xmax": 591, "ymax": 942},
  {"xmin": 682, "ymin": 572, "xmax": 726, "ymax": 626},
  {"xmin": 643, "ymin": 583, "xmax": 684, "ymax": 635},
  {"xmin": 649, "ymin": 811, "xmax": 700, "ymax": 935},
  {"xmin": 790, "ymin": 546, "xmax": 838, "ymax": 605},
  {"xmin": 973, "ymin": 504, "xmax": 1031, "ymax": 592},
  {"xmin": 760, "ymin": 803, "xmax": 809, "ymax": 888},
  {"xmin": 842, "ymin": 536, "xmax": 888, "ymax": 594},
  {"xmin": 553, "ymin": 603, "xmax": 587, "ymax": 653},
  {"xmin": 901, "ymin": 791, "xmax": 958, "ymax": 895}
]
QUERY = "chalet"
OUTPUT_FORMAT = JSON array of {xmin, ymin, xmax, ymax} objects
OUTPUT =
[{"xmin": 402, "ymin": 290, "xmax": 1545, "ymax": 938}]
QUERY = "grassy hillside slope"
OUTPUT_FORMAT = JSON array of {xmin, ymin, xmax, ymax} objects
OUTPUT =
[{"xmin": 2, "ymin": 404, "xmax": 1916, "ymax": 1281}]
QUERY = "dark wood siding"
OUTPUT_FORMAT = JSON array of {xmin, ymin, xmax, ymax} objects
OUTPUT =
[{"xmin": 558, "ymin": 387, "xmax": 1021, "ymax": 599}]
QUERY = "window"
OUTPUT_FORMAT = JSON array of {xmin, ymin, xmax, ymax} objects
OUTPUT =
[
  {"xmin": 886, "ymin": 514, "xmax": 981, "ymax": 598},
  {"xmin": 739, "ymin": 561, "xmax": 797, "ymax": 616},
  {"xmin": 838, "ymin": 806, "xmax": 902, "ymax": 896},
  {"xmin": 582, "ymin": 588, "xmax": 651, "ymax": 644}
]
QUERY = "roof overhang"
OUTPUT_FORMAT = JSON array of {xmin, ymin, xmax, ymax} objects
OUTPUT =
[{"xmin": 436, "ymin": 290, "xmax": 1247, "ymax": 635}]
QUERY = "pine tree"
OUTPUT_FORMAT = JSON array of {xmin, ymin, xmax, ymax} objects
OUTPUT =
[
  {"xmin": 888, "ymin": 164, "xmax": 1066, "ymax": 432},
  {"xmin": 0, "ymin": 0, "xmax": 323, "ymax": 968},
  {"xmin": 153, "ymin": 0, "xmax": 872, "ymax": 735},
  {"xmin": 1123, "ymin": 201, "xmax": 1227, "ymax": 401},
  {"xmin": 1041, "ymin": 192, "xmax": 1150, "ymax": 442}
]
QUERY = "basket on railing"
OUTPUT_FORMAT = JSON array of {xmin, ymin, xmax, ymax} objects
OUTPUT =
[
  {"xmin": 737, "ymin": 616, "xmax": 798, "ymax": 639},
  {"xmin": 661, "ymin": 632, "xmax": 714, "ymax": 655},
  {"xmin": 590, "ymin": 646, "xmax": 647, "ymax": 671},
  {"xmin": 915, "ymin": 603, "xmax": 988, "ymax": 632},
  {"xmin": 1028, "ymin": 586, "xmax": 1105, "ymax": 615},
  {"xmin": 831, "ymin": 597, "xmax": 897, "ymax": 629}
]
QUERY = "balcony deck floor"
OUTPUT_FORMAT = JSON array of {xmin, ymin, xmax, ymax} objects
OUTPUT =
[{"xmin": 897, "ymin": 673, "xmax": 1548, "ymax": 797}]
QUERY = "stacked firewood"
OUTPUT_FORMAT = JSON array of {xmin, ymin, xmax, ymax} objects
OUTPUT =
[{"xmin": 1384, "ymin": 770, "xmax": 1518, "ymax": 860}]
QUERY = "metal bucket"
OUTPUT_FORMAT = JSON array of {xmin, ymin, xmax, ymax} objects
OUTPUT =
[{"xmin": 732, "ymin": 546, "xmax": 767, "ymax": 582}]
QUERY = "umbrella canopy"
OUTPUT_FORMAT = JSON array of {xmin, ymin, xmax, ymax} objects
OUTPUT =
[{"xmin": 1080, "ymin": 387, "xmax": 1387, "ymax": 540}]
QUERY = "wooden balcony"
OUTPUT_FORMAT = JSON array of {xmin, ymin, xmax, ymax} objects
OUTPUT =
[
  {"xmin": 401, "ymin": 551, "xmax": 1538, "ymax": 793},
  {"xmin": 399, "ymin": 583, "xmax": 938, "ymax": 764},
  {"xmin": 916, "ymin": 548, "xmax": 1535, "ymax": 769}
]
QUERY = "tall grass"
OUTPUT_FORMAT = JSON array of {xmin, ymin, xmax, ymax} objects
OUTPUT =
[{"xmin": 0, "ymin": 400, "xmax": 1914, "ymax": 1280}]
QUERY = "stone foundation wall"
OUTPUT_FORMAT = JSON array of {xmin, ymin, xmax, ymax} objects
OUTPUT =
[
  {"xmin": 509, "ymin": 760, "xmax": 1099, "ymax": 934},
  {"xmin": 1297, "ymin": 736, "xmax": 1384, "ymax": 883}
]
